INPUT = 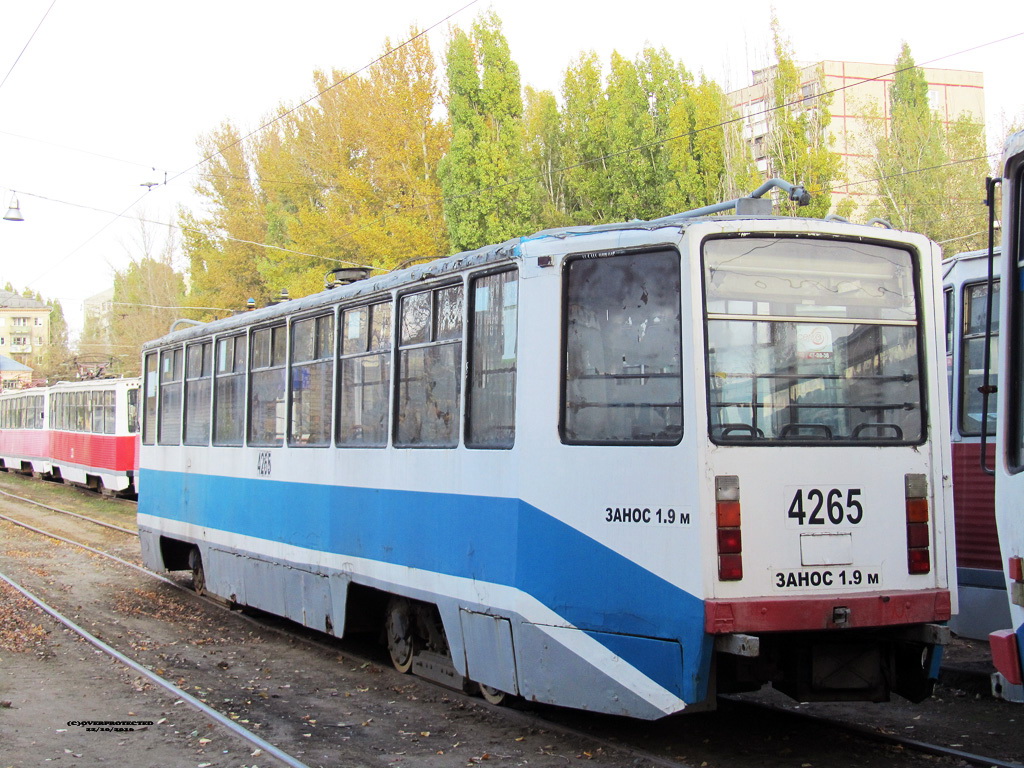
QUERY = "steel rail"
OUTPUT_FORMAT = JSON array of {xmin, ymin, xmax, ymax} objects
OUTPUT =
[
  {"xmin": 0, "ymin": 568, "xmax": 314, "ymax": 768},
  {"xmin": 0, "ymin": 485, "xmax": 137, "ymax": 535},
  {"xmin": 728, "ymin": 699, "xmax": 1024, "ymax": 768},
  {"xmin": 0, "ymin": 511, "xmax": 161, "ymax": 582},
  {"xmin": 4, "ymin": 495, "xmax": 1020, "ymax": 768}
]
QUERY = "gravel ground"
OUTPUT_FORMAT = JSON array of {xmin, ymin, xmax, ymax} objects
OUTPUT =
[{"xmin": 0, "ymin": 472, "xmax": 1022, "ymax": 768}]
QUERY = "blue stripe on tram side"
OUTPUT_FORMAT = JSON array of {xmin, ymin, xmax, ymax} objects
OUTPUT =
[{"xmin": 140, "ymin": 468, "xmax": 710, "ymax": 701}]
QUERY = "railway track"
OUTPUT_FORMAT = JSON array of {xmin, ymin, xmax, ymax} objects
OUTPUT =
[{"xmin": 0, "ymin": 479, "xmax": 1021, "ymax": 768}]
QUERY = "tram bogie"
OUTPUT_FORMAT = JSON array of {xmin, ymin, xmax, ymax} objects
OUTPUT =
[{"xmin": 139, "ymin": 184, "xmax": 954, "ymax": 719}]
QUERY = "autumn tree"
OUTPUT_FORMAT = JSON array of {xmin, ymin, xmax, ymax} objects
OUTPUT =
[
  {"xmin": 438, "ymin": 11, "xmax": 533, "ymax": 250},
  {"xmin": 867, "ymin": 43, "xmax": 987, "ymax": 250},
  {"xmin": 183, "ymin": 121, "xmax": 268, "ymax": 317},
  {"xmin": 181, "ymin": 30, "xmax": 449, "ymax": 308}
]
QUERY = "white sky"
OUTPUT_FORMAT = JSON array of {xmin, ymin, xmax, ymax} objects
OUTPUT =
[{"xmin": 0, "ymin": 0, "xmax": 1021, "ymax": 341}]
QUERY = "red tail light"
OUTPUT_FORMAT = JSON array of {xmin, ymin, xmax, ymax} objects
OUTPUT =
[
  {"xmin": 716, "ymin": 476, "xmax": 742, "ymax": 581},
  {"xmin": 905, "ymin": 474, "xmax": 931, "ymax": 574}
]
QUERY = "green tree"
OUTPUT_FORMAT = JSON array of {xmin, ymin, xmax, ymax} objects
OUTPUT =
[
  {"xmin": 109, "ymin": 257, "xmax": 186, "ymax": 376},
  {"xmin": 560, "ymin": 47, "xmax": 691, "ymax": 223},
  {"xmin": 32, "ymin": 294, "xmax": 73, "ymax": 382},
  {"xmin": 438, "ymin": 11, "xmax": 533, "ymax": 250},
  {"xmin": 665, "ymin": 75, "xmax": 759, "ymax": 212},
  {"xmin": 762, "ymin": 18, "xmax": 841, "ymax": 217},
  {"xmin": 561, "ymin": 51, "xmax": 612, "ymax": 223},
  {"xmin": 867, "ymin": 43, "xmax": 988, "ymax": 249},
  {"xmin": 523, "ymin": 86, "xmax": 569, "ymax": 228}
]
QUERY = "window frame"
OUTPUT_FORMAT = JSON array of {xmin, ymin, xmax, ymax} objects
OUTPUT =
[
  {"xmin": 337, "ymin": 299, "xmax": 394, "ymax": 448},
  {"xmin": 184, "ymin": 339, "xmax": 214, "ymax": 446},
  {"xmin": 157, "ymin": 346, "xmax": 184, "ymax": 446},
  {"xmin": 957, "ymin": 278, "xmax": 1000, "ymax": 438},
  {"xmin": 212, "ymin": 334, "xmax": 248, "ymax": 447},
  {"xmin": 560, "ymin": 247, "xmax": 685, "ymax": 447},
  {"xmin": 701, "ymin": 234, "xmax": 927, "ymax": 448},
  {"xmin": 394, "ymin": 281, "xmax": 465, "ymax": 449},
  {"xmin": 248, "ymin": 323, "xmax": 288, "ymax": 447},
  {"xmin": 287, "ymin": 312, "xmax": 336, "ymax": 448},
  {"xmin": 465, "ymin": 267, "xmax": 519, "ymax": 450}
]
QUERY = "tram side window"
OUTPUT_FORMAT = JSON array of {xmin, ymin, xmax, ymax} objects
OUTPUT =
[
  {"xmin": 396, "ymin": 285, "xmax": 463, "ymax": 447},
  {"xmin": 79, "ymin": 392, "xmax": 92, "ymax": 432},
  {"xmin": 338, "ymin": 301, "xmax": 392, "ymax": 447},
  {"xmin": 214, "ymin": 335, "xmax": 247, "ymax": 446},
  {"xmin": 467, "ymin": 270, "xmax": 518, "ymax": 448},
  {"xmin": 562, "ymin": 250, "xmax": 683, "ymax": 445},
  {"xmin": 944, "ymin": 287, "xmax": 953, "ymax": 423},
  {"xmin": 127, "ymin": 388, "xmax": 139, "ymax": 434},
  {"xmin": 158, "ymin": 348, "xmax": 183, "ymax": 444},
  {"xmin": 102, "ymin": 391, "xmax": 115, "ymax": 434},
  {"xmin": 92, "ymin": 391, "xmax": 105, "ymax": 434},
  {"xmin": 185, "ymin": 341, "xmax": 213, "ymax": 445},
  {"xmin": 960, "ymin": 281, "xmax": 1000, "ymax": 436},
  {"xmin": 289, "ymin": 315, "xmax": 334, "ymax": 447},
  {"xmin": 1015, "ymin": 168, "xmax": 1024, "ymax": 470},
  {"xmin": 250, "ymin": 325, "xmax": 287, "ymax": 446},
  {"xmin": 143, "ymin": 353, "xmax": 158, "ymax": 444}
]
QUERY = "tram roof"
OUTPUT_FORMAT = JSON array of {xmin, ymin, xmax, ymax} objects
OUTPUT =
[{"xmin": 143, "ymin": 211, "xmax": 888, "ymax": 349}]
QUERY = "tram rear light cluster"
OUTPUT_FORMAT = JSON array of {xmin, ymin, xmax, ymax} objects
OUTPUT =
[
  {"xmin": 716, "ymin": 475, "xmax": 742, "ymax": 581},
  {"xmin": 1010, "ymin": 556, "xmax": 1024, "ymax": 608},
  {"xmin": 905, "ymin": 473, "xmax": 931, "ymax": 575}
]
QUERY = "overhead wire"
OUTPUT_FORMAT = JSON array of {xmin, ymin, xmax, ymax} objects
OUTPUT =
[
  {"xmin": 0, "ymin": 0, "xmax": 57, "ymax": 94},
  {"xmin": 166, "ymin": 0, "xmax": 482, "ymax": 186},
  {"xmin": 7, "ymin": 0, "xmax": 480, "ymax": 295},
  {"xmin": 270, "ymin": 33, "xmax": 1021, "ymax": 256},
  {"xmin": 4, "ymin": 19, "xmax": 1018, "ymax": 288},
  {"xmin": 5, "ymin": 186, "xmax": 377, "ymax": 271}
]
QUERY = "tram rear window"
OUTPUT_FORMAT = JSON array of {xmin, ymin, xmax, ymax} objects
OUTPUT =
[
  {"xmin": 704, "ymin": 237, "xmax": 924, "ymax": 445},
  {"xmin": 561, "ymin": 249, "xmax": 683, "ymax": 445}
]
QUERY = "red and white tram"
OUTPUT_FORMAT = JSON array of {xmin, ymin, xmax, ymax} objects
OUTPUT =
[{"xmin": 0, "ymin": 378, "xmax": 140, "ymax": 496}]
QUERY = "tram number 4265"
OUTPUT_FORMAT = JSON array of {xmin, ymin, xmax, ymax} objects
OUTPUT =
[{"xmin": 787, "ymin": 488, "xmax": 863, "ymax": 526}]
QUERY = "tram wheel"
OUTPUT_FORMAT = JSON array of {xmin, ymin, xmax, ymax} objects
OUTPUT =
[
  {"xmin": 479, "ymin": 684, "xmax": 507, "ymax": 706},
  {"xmin": 189, "ymin": 549, "xmax": 206, "ymax": 596},
  {"xmin": 385, "ymin": 597, "xmax": 416, "ymax": 673}
]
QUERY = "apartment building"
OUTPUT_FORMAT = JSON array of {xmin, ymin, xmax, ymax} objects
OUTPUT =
[
  {"xmin": 727, "ymin": 60, "xmax": 985, "ymax": 214},
  {"xmin": 0, "ymin": 289, "xmax": 51, "ymax": 376}
]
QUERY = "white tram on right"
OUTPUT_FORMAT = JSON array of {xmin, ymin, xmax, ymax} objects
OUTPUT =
[
  {"xmin": 990, "ymin": 130, "xmax": 1024, "ymax": 700},
  {"xmin": 942, "ymin": 248, "xmax": 1009, "ymax": 640},
  {"xmin": 138, "ymin": 182, "xmax": 954, "ymax": 719}
]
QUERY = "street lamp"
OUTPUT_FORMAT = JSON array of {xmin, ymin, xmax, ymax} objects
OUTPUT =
[{"xmin": 3, "ymin": 192, "xmax": 24, "ymax": 222}]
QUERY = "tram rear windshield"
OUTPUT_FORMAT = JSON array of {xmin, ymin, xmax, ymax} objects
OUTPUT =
[{"xmin": 703, "ymin": 237, "xmax": 924, "ymax": 444}]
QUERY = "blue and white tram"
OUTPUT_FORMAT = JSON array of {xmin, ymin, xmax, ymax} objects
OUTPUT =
[
  {"xmin": 990, "ymin": 130, "xmax": 1024, "ymax": 699},
  {"xmin": 138, "ymin": 187, "xmax": 954, "ymax": 719}
]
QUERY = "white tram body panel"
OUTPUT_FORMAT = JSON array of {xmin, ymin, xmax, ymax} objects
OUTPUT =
[
  {"xmin": 139, "ymin": 214, "xmax": 954, "ymax": 719},
  {"xmin": 991, "ymin": 130, "xmax": 1024, "ymax": 697}
]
